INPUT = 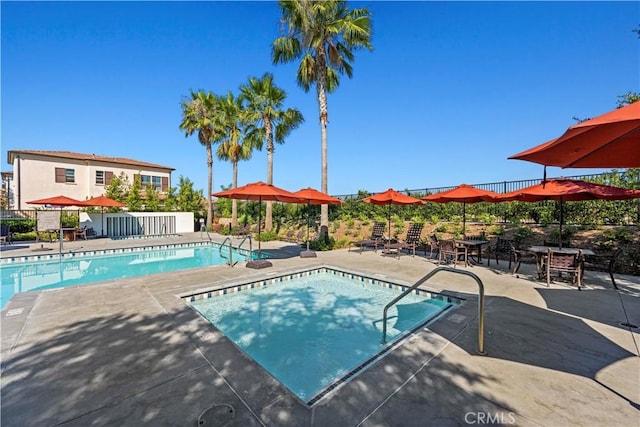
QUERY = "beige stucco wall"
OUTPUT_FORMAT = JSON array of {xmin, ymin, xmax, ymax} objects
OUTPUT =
[{"xmin": 12, "ymin": 153, "xmax": 171, "ymax": 209}]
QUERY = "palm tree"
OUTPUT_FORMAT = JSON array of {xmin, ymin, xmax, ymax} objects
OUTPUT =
[
  {"xmin": 216, "ymin": 91, "xmax": 253, "ymax": 227},
  {"xmin": 272, "ymin": 0, "xmax": 372, "ymax": 236},
  {"xmin": 179, "ymin": 90, "xmax": 220, "ymax": 229},
  {"xmin": 240, "ymin": 73, "xmax": 304, "ymax": 230}
]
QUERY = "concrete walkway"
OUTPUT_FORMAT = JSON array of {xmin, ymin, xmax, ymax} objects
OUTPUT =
[{"xmin": 1, "ymin": 233, "xmax": 638, "ymax": 426}]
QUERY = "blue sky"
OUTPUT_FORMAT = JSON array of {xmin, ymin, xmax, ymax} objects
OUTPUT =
[{"xmin": 2, "ymin": 1, "xmax": 638, "ymax": 197}]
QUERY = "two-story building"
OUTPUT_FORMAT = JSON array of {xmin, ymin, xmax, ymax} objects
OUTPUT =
[{"xmin": 7, "ymin": 150, "xmax": 174, "ymax": 210}]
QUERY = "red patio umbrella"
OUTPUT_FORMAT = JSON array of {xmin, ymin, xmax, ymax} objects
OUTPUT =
[
  {"xmin": 83, "ymin": 195, "xmax": 126, "ymax": 237},
  {"xmin": 292, "ymin": 187, "xmax": 344, "ymax": 258},
  {"xmin": 212, "ymin": 182, "xmax": 304, "ymax": 268},
  {"xmin": 362, "ymin": 189, "xmax": 424, "ymax": 242},
  {"xmin": 423, "ymin": 184, "xmax": 501, "ymax": 237},
  {"xmin": 509, "ymin": 101, "xmax": 640, "ymax": 168},
  {"xmin": 494, "ymin": 179, "xmax": 640, "ymax": 247},
  {"xmin": 27, "ymin": 195, "xmax": 87, "ymax": 252}
]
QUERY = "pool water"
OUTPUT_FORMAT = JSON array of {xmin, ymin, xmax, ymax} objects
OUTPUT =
[
  {"xmin": 1, "ymin": 245, "xmax": 248, "ymax": 308},
  {"xmin": 189, "ymin": 269, "xmax": 457, "ymax": 405}
]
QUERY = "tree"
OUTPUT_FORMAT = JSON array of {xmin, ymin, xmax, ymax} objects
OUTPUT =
[
  {"xmin": 176, "ymin": 176, "xmax": 205, "ymax": 217},
  {"xmin": 215, "ymin": 91, "xmax": 254, "ymax": 227},
  {"xmin": 240, "ymin": 72, "xmax": 304, "ymax": 230},
  {"xmin": 144, "ymin": 183, "xmax": 160, "ymax": 212},
  {"xmin": 179, "ymin": 90, "xmax": 220, "ymax": 229},
  {"xmin": 126, "ymin": 174, "xmax": 143, "ymax": 212},
  {"xmin": 105, "ymin": 172, "xmax": 129, "ymax": 212},
  {"xmin": 272, "ymin": 0, "xmax": 373, "ymax": 237}
]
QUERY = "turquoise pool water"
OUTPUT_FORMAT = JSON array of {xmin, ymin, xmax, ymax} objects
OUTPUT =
[
  {"xmin": 1, "ymin": 245, "xmax": 248, "ymax": 308},
  {"xmin": 189, "ymin": 269, "xmax": 457, "ymax": 405}
]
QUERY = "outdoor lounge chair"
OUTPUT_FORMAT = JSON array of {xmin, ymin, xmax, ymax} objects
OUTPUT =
[
  {"xmin": 350, "ymin": 221, "xmax": 386, "ymax": 252},
  {"xmin": 383, "ymin": 222, "xmax": 424, "ymax": 258}
]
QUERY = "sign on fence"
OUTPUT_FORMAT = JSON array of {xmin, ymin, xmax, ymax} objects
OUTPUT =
[{"xmin": 37, "ymin": 211, "xmax": 60, "ymax": 231}]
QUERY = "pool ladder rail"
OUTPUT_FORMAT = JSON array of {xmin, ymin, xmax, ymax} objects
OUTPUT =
[
  {"xmin": 219, "ymin": 237, "xmax": 235, "ymax": 267},
  {"xmin": 218, "ymin": 235, "xmax": 253, "ymax": 267},
  {"xmin": 380, "ymin": 266, "xmax": 486, "ymax": 355}
]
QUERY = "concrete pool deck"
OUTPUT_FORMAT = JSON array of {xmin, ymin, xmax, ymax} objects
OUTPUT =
[{"xmin": 1, "ymin": 233, "xmax": 638, "ymax": 426}]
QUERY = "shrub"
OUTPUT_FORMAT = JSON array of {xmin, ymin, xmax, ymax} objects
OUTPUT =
[
  {"xmin": 513, "ymin": 226, "xmax": 534, "ymax": 244},
  {"xmin": 488, "ymin": 225, "xmax": 505, "ymax": 236},
  {"xmin": 255, "ymin": 230, "xmax": 279, "ymax": 242},
  {"xmin": 435, "ymin": 224, "xmax": 447, "ymax": 233},
  {"xmin": 308, "ymin": 236, "xmax": 337, "ymax": 251}
]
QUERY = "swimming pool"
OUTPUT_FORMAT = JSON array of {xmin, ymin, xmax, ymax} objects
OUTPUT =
[
  {"xmin": 187, "ymin": 267, "xmax": 459, "ymax": 406},
  {"xmin": 1, "ymin": 244, "xmax": 250, "ymax": 308}
]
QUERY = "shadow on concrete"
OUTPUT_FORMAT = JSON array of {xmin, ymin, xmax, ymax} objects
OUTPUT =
[
  {"xmin": 478, "ymin": 296, "xmax": 639, "ymax": 410},
  {"xmin": 536, "ymin": 287, "xmax": 640, "ymax": 331}
]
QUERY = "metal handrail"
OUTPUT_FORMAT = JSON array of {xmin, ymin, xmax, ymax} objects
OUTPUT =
[
  {"xmin": 219, "ymin": 237, "xmax": 233, "ymax": 266},
  {"xmin": 381, "ymin": 266, "xmax": 486, "ymax": 355},
  {"xmin": 238, "ymin": 235, "xmax": 252, "ymax": 261},
  {"xmin": 200, "ymin": 224, "xmax": 212, "ymax": 241}
]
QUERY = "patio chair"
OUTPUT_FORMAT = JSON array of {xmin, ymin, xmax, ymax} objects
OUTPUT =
[
  {"xmin": 486, "ymin": 237, "xmax": 519, "ymax": 271},
  {"xmin": 438, "ymin": 239, "xmax": 468, "ymax": 267},
  {"xmin": 546, "ymin": 248, "xmax": 584, "ymax": 289},
  {"xmin": 583, "ymin": 248, "xmax": 622, "ymax": 290},
  {"xmin": 1, "ymin": 224, "xmax": 12, "ymax": 245},
  {"xmin": 74, "ymin": 226, "xmax": 88, "ymax": 240},
  {"xmin": 351, "ymin": 221, "xmax": 386, "ymax": 252},
  {"xmin": 384, "ymin": 222, "xmax": 424, "ymax": 258},
  {"xmin": 421, "ymin": 234, "xmax": 439, "ymax": 259}
]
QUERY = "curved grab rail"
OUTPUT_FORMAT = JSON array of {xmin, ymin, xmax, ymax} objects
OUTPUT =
[
  {"xmin": 219, "ymin": 237, "xmax": 233, "ymax": 266},
  {"xmin": 238, "ymin": 235, "xmax": 253, "ymax": 261},
  {"xmin": 381, "ymin": 266, "xmax": 486, "ymax": 355},
  {"xmin": 200, "ymin": 224, "xmax": 212, "ymax": 241}
]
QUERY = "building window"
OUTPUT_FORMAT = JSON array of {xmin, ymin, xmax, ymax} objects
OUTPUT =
[
  {"xmin": 140, "ymin": 174, "xmax": 162, "ymax": 191},
  {"xmin": 96, "ymin": 171, "xmax": 105, "ymax": 185},
  {"xmin": 55, "ymin": 168, "xmax": 75, "ymax": 183}
]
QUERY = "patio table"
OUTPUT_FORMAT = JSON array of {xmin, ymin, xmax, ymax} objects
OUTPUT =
[
  {"xmin": 526, "ymin": 246, "xmax": 595, "ymax": 279},
  {"xmin": 454, "ymin": 240, "xmax": 489, "ymax": 265}
]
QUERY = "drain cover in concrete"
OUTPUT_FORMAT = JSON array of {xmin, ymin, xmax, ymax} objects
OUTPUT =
[{"xmin": 198, "ymin": 403, "xmax": 235, "ymax": 426}]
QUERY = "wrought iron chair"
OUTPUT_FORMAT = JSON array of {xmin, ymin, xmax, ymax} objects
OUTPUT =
[{"xmin": 583, "ymin": 248, "xmax": 622, "ymax": 290}]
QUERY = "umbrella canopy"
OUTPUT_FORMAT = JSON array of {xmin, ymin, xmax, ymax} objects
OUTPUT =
[
  {"xmin": 509, "ymin": 101, "xmax": 640, "ymax": 168},
  {"xmin": 292, "ymin": 188, "xmax": 343, "ymax": 256},
  {"xmin": 212, "ymin": 182, "xmax": 304, "ymax": 268},
  {"xmin": 213, "ymin": 181, "xmax": 303, "ymax": 203},
  {"xmin": 27, "ymin": 195, "xmax": 87, "ymax": 252},
  {"xmin": 423, "ymin": 184, "xmax": 501, "ymax": 237},
  {"xmin": 83, "ymin": 195, "xmax": 126, "ymax": 237},
  {"xmin": 494, "ymin": 179, "xmax": 640, "ymax": 203},
  {"xmin": 494, "ymin": 179, "xmax": 640, "ymax": 247},
  {"xmin": 83, "ymin": 195, "xmax": 126, "ymax": 207},
  {"xmin": 27, "ymin": 195, "xmax": 87, "ymax": 207},
  {"xmin": 362, "ymin": 189, "xmax": 424, "ymax": 241}
]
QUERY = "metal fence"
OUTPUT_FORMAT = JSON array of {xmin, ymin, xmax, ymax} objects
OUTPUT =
[{"xmin": 333, "ymin": 172, "xmax": 631, "ymax": 199}]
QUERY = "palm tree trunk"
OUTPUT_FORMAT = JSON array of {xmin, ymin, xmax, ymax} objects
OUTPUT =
[
  {"xmin": 232, "ymin": 161, "xmax": 238, "ymax": 227},
  {"xmin": 318, "ymin": 80, "xmax": 329, "ymax": 241},
  {"xmin": 206, "ymin": 143, "xmax": 213, "ymax": 229},
  {"xmin": 265, "ymin": 145, "xmax": 274, "ymax": 231}
]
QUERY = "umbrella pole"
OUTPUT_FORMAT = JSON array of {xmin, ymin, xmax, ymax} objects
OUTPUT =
[
  {"xmin": 247, "ymin": 196, "xmax": 272, "ymax": 269},
  {"xmin": 307, "ymin": 201, "xmax": 311, "ymax": 251},
  {"xmin": 463, "ymin": 201, "xmax": 466, "ymax": 238},
  {"xmin": 559, "ymin": 198, "xmax": 564, "ymax": 249},
  {"xmin": 300, "ymin": 200, "xmax": 317, "ymax": 258}
]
